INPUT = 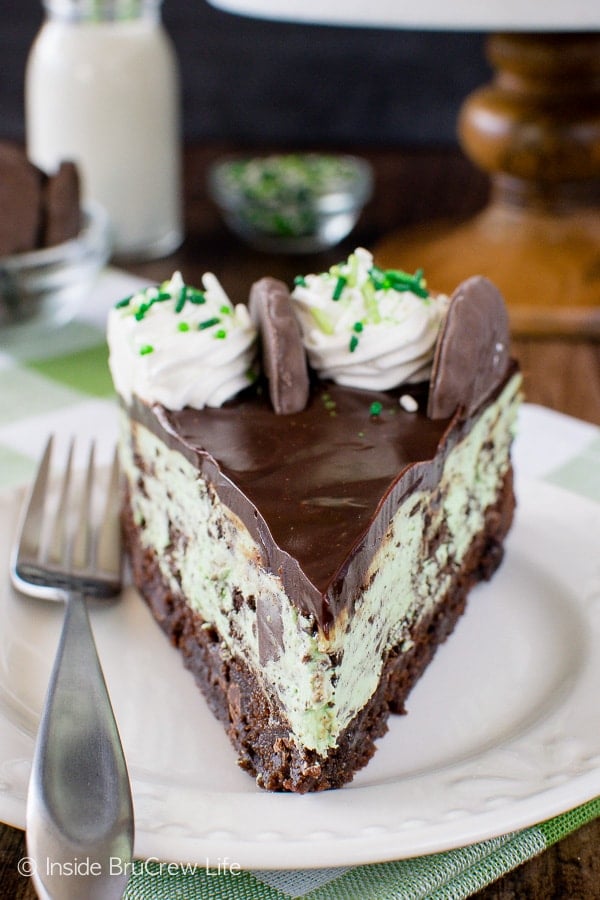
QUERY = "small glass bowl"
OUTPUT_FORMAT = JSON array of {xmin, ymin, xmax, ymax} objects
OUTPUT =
[
  {"xmin": 208, "ymin": 153, "xmax": 373, "ymax": 253},
  {"xmin": 0, "ymin": 202, "xmax": 112, "ymax": 330}
]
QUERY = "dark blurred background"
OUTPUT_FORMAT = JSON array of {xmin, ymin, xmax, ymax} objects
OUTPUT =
[{"xmin": 1, "ymin": 0, "xmax": 490, "ymax": 149}]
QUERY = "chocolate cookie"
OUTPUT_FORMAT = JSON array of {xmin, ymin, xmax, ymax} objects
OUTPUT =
[
  {"xmin": 42, "ymin": 161, "xmax": 82, "ymax": 247},
  {"xmin": 428, "ymin": 276, "xmax": 511, "ymax": 419},
  {"xmin": 249, "ymin": 276, "xmax": 310, "ymax": 415},
  {"xmin": 0, "ymin": 142, "xmax": 43, "ymax": 256}
]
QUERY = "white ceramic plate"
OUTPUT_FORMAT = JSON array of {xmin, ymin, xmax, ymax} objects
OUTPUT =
[{"xmin": 0, "ymin": 473, "xmax": 599, "ymax": 871}]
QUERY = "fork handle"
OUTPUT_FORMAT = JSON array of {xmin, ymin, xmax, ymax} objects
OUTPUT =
[{"xmin": 27, "ymin": 592, "xmax": 134, "ymax": 900}]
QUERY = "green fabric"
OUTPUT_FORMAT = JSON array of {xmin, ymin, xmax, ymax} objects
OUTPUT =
[
  {"xmin": 124, "ymin": 866, "xmax": 285, "ymax": 900},
  {"xmin": 25, "ymin": 342, "xmax": 115, "ymax": 398},
  {"xmin": 0, "ymin": 366, "xmax": 85, "ymax": 427},
  {"xmin": 538, "ymin": 796, "xmax": 600, "ymax": 847},
  {"xmin": 123, "ymin": 798, "xmax": 599, "ymax": 899},
  {"xmin": 0, "ymin": 320, "xmax": 104, "ymax": 363}
]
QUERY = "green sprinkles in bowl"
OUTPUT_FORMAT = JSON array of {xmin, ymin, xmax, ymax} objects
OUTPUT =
[
  {"xmin": 211, "ymin": 153, "xmax": 372, "ymax": 243},
  {"xmin": 223, "ymin": 154, "xmax": 361, "ymax": 202}
]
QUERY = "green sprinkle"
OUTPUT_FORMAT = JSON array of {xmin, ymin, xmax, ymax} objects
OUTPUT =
[
  {"xmin": 368, "ymin": 266, "xmax": 387, "ymax": 290},
  {"xmin": 139, "ymin": 344, "xmax": 154, "ymax": 356},
  {"xmin": 346, "ymin": 252, "xmax": 360, "ymax": 287},
  {"xmin": 353, "ymin": 321, "xmax": 363, "ymax": 333},
  {"xmin": 215, "ymin": 329, "xmax": 227, "ymax": 339},
  {"xmin": 219, "ymin": 304, "xmax": 232, "ymax": 316},
  {"xmin": 294, "ymin": 275, "xmax": 307, "ymax": 287},
  {"xmin": 178, "ymin": 322, "xmax": 190, "ymax": 332},
  {"xmin": 187, "ymin": 289, "xmax": 206, "ymax": 304},
  {"xmin": 321, "ymin": 393, "xmax": 337, "ymax": 413},
  {"xmin": 156, "ymin": 291, "xmax": 172, "ymax": 301},
  {"xmin": 369, "ymin": 401, "xmax": 383, "ymax": 417},
  {"xmin": 135, "ymin": 302, "xmax": 150, "ymax": 321},
  {"xmin": 115, "ymin": 295, "xmax": 132, "ymax": 309},
  {"xmin": 198, "ymin": 317, "xmax": 221, "ymax": 330},
  {"xmin": 332, "ymin": 276, "xmax": 346, "ymax": 300},
  {"xmin": 311, "ymin": 308, "xmax": 335, "ymax": 335},
  {"xmin": 362, "ymin": 280, "xmax": 381, "ymax": 323},
  {"xmin": 368, "ymin": 265, "xmax": 429, "ymax": 299},
  {"xmin": 349, "ymin": 334, "xmax": 359, "ymax": 353},
  {"xmin": 174, "ymin": 286, "xmax": 187, "ymax": 313}
]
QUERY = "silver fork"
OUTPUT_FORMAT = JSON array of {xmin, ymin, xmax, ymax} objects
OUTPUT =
[{"xmin": 11, "ymin": 437, "xmax": 134, "ymax": 900}]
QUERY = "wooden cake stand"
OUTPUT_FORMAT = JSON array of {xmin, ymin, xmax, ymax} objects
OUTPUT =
[{"xmin": 377, "ymin": 33, "xmax": 600, "ymax": 336}]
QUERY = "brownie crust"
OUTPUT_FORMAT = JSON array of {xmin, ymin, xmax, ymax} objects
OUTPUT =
[{"xmin": 122, "ymin": 466, "xmax": 515, "ymax": 793}]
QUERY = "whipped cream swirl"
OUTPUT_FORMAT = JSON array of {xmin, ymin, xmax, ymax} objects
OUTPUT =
[
  {"xmin": 107, "ymin": 271, "xmax": 257, "ymax": 410},
  {"xmin": 291, "ymin": 248, "xmax": 448, "ymax": 391}
]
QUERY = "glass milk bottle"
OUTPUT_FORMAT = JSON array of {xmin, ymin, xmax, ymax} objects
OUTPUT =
[{"xmin": 26, "ymin": 0, "xmax": 183, "ymax": 261}]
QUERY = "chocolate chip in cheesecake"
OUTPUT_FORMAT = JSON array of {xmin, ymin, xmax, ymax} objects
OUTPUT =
[
  {"xmin": 249, "ymin": 276, "xmax": 310, "ymax": 415},
  {"xmin": 427, "ymin": 275, "xmax": 511, "ymax": 420}
]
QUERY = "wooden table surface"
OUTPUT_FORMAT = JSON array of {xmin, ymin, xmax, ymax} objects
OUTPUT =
[{"xmin": 1, "ymin": 143, "xmax": 599, "ymax": 898}]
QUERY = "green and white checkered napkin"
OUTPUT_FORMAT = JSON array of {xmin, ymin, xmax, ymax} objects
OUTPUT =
[{"xmin": 1, "ymin": 269, "xmax": 599, "ymax": 899}]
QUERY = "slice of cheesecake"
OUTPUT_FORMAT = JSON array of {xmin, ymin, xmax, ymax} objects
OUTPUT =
[{"xmin": 108, "ymin": 254, "xmax": 522, "ymax": 792}]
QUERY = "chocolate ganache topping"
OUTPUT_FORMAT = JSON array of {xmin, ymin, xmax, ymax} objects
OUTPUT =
[
  {"xmin": 143, "ymin": 381, "xmax": 457, "ymax": 629},
  {"xmin": 139, "ymin": 361, "xmax": 518, "ymax": 634}
]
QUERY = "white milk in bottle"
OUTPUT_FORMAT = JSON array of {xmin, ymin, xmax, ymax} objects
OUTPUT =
[{"xmin": 26, "ymin": 0, "xmax": 183, "ymax": 260}]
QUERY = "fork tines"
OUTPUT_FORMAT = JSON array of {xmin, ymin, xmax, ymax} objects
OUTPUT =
[{"xmin": 12, "ymin": 437, "xmax": 122, "ymax": 600}]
